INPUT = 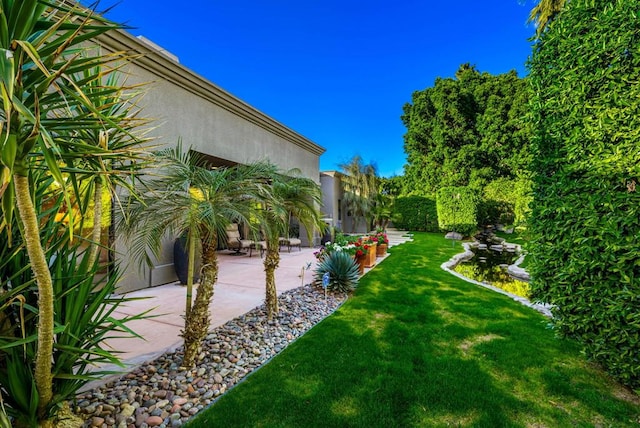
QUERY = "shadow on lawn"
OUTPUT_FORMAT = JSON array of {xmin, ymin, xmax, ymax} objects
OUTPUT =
[{"xmin": 188, "ymin": 233, "xmax": 640, "ymax": 427}]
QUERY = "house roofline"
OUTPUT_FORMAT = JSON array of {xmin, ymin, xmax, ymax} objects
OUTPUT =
[{"xmin": 95, "ymin": 29, "xmax": 326, "ymax": 157}]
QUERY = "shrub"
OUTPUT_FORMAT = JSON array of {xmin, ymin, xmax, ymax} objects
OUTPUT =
[
  {"xmin": 436, "ymin": 187, "xmax": 478, "ymax": 237},
  {"xmin": 314, "ymin": 251, "xmax": 360, "ymax": 293},
  {"xmin": 315, "ymin": 233, "xmax": 367, "ymax": 259},
  {"xmin": 528, "ymin": 0, "xmax": 640, "ymax": 389},
  {"xmin": 513, "ymin": 177, "xmax": 533, "ymax": 226},
  {"xmin": 392, "ymin": 196, "xmax": 438, "ymax": 231},
  {"xmin": 478, "ymin": 178, "xmax": 516, "ymax": 226}
]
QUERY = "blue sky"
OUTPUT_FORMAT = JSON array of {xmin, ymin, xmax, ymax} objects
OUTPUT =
[{"xmin": 97, "ymin": 1, "xmax": 538, "ymax": 177}]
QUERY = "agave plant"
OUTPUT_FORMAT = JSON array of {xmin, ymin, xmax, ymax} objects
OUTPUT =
[{"xmin": 314, "ymin": 251, "xmax": 360, "ymax": 293}]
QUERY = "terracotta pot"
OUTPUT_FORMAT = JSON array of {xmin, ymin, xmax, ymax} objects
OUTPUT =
[
  {"xmin": 365, "ymin": 243, "xmax": 377, "ymax": 267},
  {"xmin": 355, "ymin": 254, "xmax": 366, "ymax": 275},
  {"xmin": 376, "ymin": 243, "xmax": 388, "ymax": 257}
]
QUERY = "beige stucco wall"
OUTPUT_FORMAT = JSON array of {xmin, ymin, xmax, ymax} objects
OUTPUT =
[{"xmin": 97, "ymin": 30, "xmax": 324, "ymax": 293}]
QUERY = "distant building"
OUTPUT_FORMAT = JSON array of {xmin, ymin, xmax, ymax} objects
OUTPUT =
[{"xmin": 320, "ymin": 171, "xmax": 369, "ymax": 235}]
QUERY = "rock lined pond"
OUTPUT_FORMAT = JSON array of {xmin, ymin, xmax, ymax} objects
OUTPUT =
[{"xmin": 452, "ymin": 234, "xmax": 530, "ymax": 298}]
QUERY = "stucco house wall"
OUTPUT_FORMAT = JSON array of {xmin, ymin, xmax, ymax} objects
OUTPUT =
[{"xmin": 95, "ymin": 30, "xmax": 325, "ymax": 293}]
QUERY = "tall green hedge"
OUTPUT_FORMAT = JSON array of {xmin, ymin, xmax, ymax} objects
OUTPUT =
[
  {"xmin": 436, "ymin": 187, "xmax": 478, "ymax": 236},
  {"xmin": 477, "ymin": 177, "xmax": 534, "ymax": 227},
  {"xmin": 392, "ymin": 196, "xmax": 438, "ymax": 232},
  {"xmin": 528, "ymin": 0, "xmax": 640, "ymax": 389}
]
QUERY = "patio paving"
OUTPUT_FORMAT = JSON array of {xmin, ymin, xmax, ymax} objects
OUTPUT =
[
  {"xmin": 95, "ymin": 229, "xmax": 412, "ymax": 376},
  {"xmin": 103, "ymin": 247, "xmax": 319, "ymax": 370}
]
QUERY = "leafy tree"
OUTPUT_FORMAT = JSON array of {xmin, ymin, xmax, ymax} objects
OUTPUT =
[
  {"xmin": 528, "ymin": 0, "xmax": 640, "ymax": 389},
  {"xmin": 402, "ymin": 65, "xmax": 530, "ymax": 196},
  {"xmin": 379, "ymin": 176, "xmax": 403, "ymax": 198},
  {"xmin": 436, "ymin": 186, "xmax": 478, "ymax": 237},
  {"xmin": 338, "ymin": 156, "xmax": 378, "ymax": 232}
]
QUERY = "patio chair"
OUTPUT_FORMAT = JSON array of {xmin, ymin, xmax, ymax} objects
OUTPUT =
[
  {"xmin": 225, "ymin": 223, "xmax": 253, "ymax": 255},
  {"xmin": 250, "ymin": 240, "xmax": 267, "ymax": 258},
  {"xmin": 281, "ymin": 237, "xmax": 302, "ymax": 252}
]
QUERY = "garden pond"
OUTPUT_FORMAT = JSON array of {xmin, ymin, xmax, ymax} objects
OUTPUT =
[{"xmin": 452, "ymin": 235, "xmax": 531, "ymax": 298}]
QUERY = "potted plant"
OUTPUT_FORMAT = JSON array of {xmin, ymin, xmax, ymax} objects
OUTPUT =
[
  {"xmin": 352, "ymin": 240, "xmax": 369, "ymax": 274},
  {"xmin": 374, "ymin": 230, "xmax": 389, "ymax": 256}
]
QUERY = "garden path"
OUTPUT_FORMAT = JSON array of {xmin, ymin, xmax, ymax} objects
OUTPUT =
[{"xmin": 88, "ymin": 229, "xmax": 411, "ymax": 389}]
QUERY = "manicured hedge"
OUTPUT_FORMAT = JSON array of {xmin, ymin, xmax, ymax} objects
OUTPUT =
[
  {"xmin": 392, "ymin": 196, "xmax": 438, "ymax": 232},
  {"xmin": 528, "ymin": 0, "xmax": 640, "ymax": 389},
  {"xmin": 477, "ymin": 177, "xmax": 533, "ymax": 227},
  {"xmin": 478, "ymin": 178, "xmax": 516, "ymax": 226},
  {"xmin": 436, "ymin": 186, "xmax": 478, "ymax": 237}
]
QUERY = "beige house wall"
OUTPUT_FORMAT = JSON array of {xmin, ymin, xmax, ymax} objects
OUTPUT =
[{"xmin": 96, "ymin": 30, "xmax": 324, "ymax": 293}]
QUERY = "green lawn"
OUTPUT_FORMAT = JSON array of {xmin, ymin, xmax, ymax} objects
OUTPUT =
[{"xmin": 187, "ymin": 233, "xmax": 640, "ymax": 427}]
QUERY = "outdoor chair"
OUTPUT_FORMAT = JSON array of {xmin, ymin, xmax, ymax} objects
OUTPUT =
[
  {"xmin": 281, "ymin": 237, "xmax": 302, "ymax": 252},
  {"xmin": 250, "ymin": 241, "xmax": 267, "ymax": 258},
  {"xmin": 225, "ymin": 223, "xmax": 253, "ymax": 255}
]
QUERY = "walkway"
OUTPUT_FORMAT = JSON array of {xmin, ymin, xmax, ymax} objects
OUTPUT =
[{"xmin": 97, "ymin": 230, "xmax": 411, "ymax": 376}]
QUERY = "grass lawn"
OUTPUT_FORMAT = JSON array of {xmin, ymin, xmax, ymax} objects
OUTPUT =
[{"xmin": 186, "ymin": 233, "xmax": 640, "ymax": 427}]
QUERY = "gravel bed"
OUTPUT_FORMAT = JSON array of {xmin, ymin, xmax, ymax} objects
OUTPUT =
[{"xmin": 75, "ymin": 284, "xmax": 348, "ymax": 428}]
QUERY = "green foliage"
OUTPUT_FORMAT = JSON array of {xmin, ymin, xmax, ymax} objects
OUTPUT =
[
  {"xmin": 476, "ymin": 177, "xmax": 534, "ymax": 227},
  {"xmin": 513, "ymin": 177, "xmax": 533, "ymax": 226},
  {"xmin": 402, "ymin": 64, "xmax": 530, "ymax": 196},
  {"xmin": 392, "ymin": 196, "xmax": 438, "ymax": 232},
  {"xmin": 0, "ymin": 171, "xmax": 148, "ymax": 424},
  {"xmin": 528, "ymin": 0, "xmax": 640, "ymax": 390},
  {"xmin": 187, "ymin": 233, "xmax": 640, "ymax": 427},
  {"xmin": 478, "ymin": 178, "xmax": 516, "ymax": 226},
  {"xmin": 436, "ymin": 187, "xmax": 478, "ymax": 236},
  {"xmin": 339, "ymin": 156, "xmax": 379, "ymax": 233},
  {"xmin": 314, "ymin": 251, "xmax": 360, "ymax": 293}
]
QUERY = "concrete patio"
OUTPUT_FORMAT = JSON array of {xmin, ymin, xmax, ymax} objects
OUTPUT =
[{"xmin": 95, "ymin": 230, "xmax": 411, "ymax": 378}]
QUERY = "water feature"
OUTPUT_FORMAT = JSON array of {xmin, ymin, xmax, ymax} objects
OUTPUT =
[{"xmin": 452, "ymin": 232, "xmax": 531, "ymax": 298}]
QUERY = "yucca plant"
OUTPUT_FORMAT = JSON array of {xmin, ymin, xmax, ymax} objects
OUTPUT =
[
  {"xmin": 0, "ymin": 168, "xmax": 151, "ymax": 427},
  {"xmin": 0, "ymin": 1, "xmax": 146, "ymax": 424},
  {"xmin": 314, "ymin": 251, "xmax": 360, "ymax": 293}
]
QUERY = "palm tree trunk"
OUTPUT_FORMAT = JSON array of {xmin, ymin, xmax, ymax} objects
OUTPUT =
[
  {"xmin": 87, "ymin": 179, "xmax": 103, "ymax": 268},
  {"xmin": 264, "ymin": 238, "xmax": 281, "ymax": 320},
  {"xmin": 182, "ymin": 234, "xmax": 217, "ymax": 367},
  {"xmin": 185, "ymin": 228, "xmax": 196, "ymax": 318},
  {"xmin": 14, "ymin": 174, "xmax": 53, "ymax": 419}
]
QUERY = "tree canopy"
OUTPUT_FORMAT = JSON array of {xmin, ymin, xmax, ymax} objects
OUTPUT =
[{"xmin": 401, "ymin": 64, "xmax": 530, "ymax": 196}]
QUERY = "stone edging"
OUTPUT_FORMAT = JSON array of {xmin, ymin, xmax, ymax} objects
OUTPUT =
[{"xmin": 441, "ymin": 242, "xmax": 553, "ymax": 318}]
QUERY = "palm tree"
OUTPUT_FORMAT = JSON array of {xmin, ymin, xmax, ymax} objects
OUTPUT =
[
  {"xmin": 120, "ymin": 145, "xmax": 273, "ymax": 367},
  {"xmin": 529, "ymin": 0, "xmax": 566, "ymax": 36},
  {"xmin": 0, "ymin": 2, "xmax": 132, "ymax": 422},
  {"xmin": 339, "ymin": 156, "xmax": 379, "ymax": 232},
  {"xmin": 258, "ymin": 167, "xmax": 324, "ymax": 320}
]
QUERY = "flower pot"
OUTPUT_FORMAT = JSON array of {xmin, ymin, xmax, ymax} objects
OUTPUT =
[
  {"xmin": 174, "ymin": 236, "xmax": 201, "ymax": 285},
  {"xmin": 376, "ymin": 243, "xmax": 388, "ymax": 257},
  {"xmin": 365, "ymin": 243, "xmax": 377, "ymax": 267},
  {"xmin": 355, "ymin": 254, "xmax": 366, "ymax": 275}
]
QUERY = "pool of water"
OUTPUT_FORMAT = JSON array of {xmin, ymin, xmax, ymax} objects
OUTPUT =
[{"xmin": 452, "ymin": 243, "xmax": 531, "ymax": 298}]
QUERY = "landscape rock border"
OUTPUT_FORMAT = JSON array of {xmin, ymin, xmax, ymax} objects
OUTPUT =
[
  {"xmin": 441, "ymin": 241, "xmax": 552, "ymax": 318},
  {"xmin": 75, "ymin": 285, "xmax": 348, "ymax": 428}
]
